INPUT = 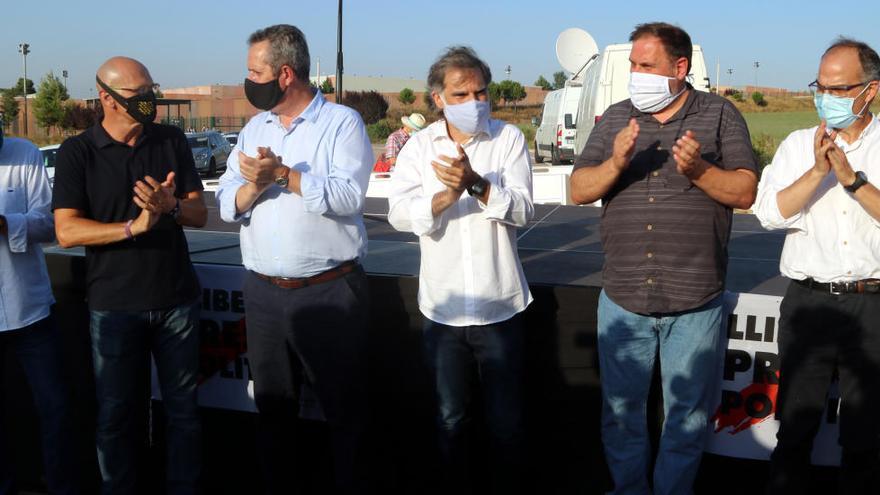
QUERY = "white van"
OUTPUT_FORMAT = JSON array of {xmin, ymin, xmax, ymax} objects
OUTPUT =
[
  {"xmin": 535, "ymin": 84, "xmax": 583, "ymax": 164},
  {"xmin": 572, "ymin": 43, "xmax": 710, "ymax": 157}
]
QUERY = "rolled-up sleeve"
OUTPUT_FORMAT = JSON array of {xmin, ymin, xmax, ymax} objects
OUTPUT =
[
  {"xmin": 216, "ymin": 144, "xmax": 250, "ymax": 223},
  {"xmin": 388, "ymin": 140, "xmax": 440, "ymax": 236},
  {"xmin": 5, "ymin": 147, "xmax": 54, "ymax": 252},
  {"xmin": 753, "ymin": 135, "xmax": 806, "ymax": 231},
  {"xmin": 301, "ymin": 112, "xmax": 373, "ymax": 217},
  {"xmin": 478, "ymin": 126, "xmax": 534, "ymax": 227}
]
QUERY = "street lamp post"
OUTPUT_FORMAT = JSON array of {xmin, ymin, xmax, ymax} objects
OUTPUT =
[
  {"xmin": 18, "ymin": 43, "xmax": 30, "ymax": 136},
  {"xmin": 336, "ymin": 0, "xmax": 343, "ymax": 102},
  {"xmin": 505, "ymin": 65, "xmax": 511, "ymax": 79},
  {"xmin": 62, "ymin": 69, "xmax": 68, "ymax": 91},
  {"xmin": 753, "ymin": 61, "xmax": 760, "ymax": 90}
]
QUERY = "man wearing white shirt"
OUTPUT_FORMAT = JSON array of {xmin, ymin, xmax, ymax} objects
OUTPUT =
[
  {"xmin": 754, "ymin": 38, "xmax": 880, "ymax": 494},
  {"xmin": 0, "ymin": 128, "xmax": 78, "ymax": 494},
  {"xmin": 388, "ymin": 46, "xmax": 534, "ymax": 493}
]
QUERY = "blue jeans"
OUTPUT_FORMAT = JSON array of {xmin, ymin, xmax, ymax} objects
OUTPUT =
[
  {"xmin": 90, "ymin": 300, "xmax": 201, "ymax": 495},
  {"xmin": 0, "ymin": 315, "xmax": 78, "ymax": 495},
  {"xmin": 597, "ymin": 290, "xmax": 723, "ymax": 495},
  {"xmin": 423, "ymin": 314, "xmax": 525, "ymax": 494}
]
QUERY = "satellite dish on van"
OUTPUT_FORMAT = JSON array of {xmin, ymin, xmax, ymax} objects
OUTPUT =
[{"xmin": 556, "ymin": 28, "xmax": 599, "ymax": 75}]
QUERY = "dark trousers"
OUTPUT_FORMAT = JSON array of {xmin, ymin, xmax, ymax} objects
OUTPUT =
[
  {"xmin": 422, "ymin": 313, "xmax": 526, "ymax": 495},
  {"xmin": 0, "ymin": 315, "xmax": 78, "ymax": 495},
  {"xmin": 767, "ymin": 281, "xmax": 880, "ymax": 494},
  {"xmin": 90, "ymin": 300, "xmax": 202, "ymax": 495},
  {"xmin": 243, "ymin": 267, "xmax": 370, "ymax": 495}
]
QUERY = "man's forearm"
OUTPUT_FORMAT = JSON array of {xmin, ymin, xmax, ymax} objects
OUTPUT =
[
  {"xmin": 852, "ymin": 182, "xmax": 880, "ymax": 222},
  {"xmin": 235, "ymin": 182, "xmax": 270, "ymax": 214},
  {"xmin": 774, "ymin": 167, "xmax": 826, "ymax": 219},
  {"xmin": 177, "ymin": 196, "xmax": 208, "ymax": 228},
  {"xmin": 432, "ymin": 189, "xmax": 462, "ymax": 217},
  {"xmin": 689, "ymin": 163, "xmax": 757, "ymax": 210},
  {"xmin": 570, "ymin": 159, "xmax": 623, "ymax": 205},
  {"xmin": 56, "ymin": 216, "xmax": 131, "ymax": 248}
]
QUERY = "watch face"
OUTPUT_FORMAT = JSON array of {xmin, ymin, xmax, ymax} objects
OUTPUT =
[{"xmin": 275, "ymin": 176, "xmax": 289, "ymax": 187}]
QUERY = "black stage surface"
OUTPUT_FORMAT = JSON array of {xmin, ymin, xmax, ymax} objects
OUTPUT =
[{"xmin": 104, "ymin": 193, "xmax": 786, "ymax": 296}]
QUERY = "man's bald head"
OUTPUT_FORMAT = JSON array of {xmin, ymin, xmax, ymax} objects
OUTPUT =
[{"xmin": 96, "ymin": 56, "xmax": 153, "ymax": 90}]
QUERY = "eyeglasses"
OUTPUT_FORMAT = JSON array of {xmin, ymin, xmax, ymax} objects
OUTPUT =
[
  {"xmin": 808, "ymin": 80, "xmax": 869, "ymax": 97},
  {"xmin": 111, "ymin": 83, "xmax": 160, "ymax": 96}
]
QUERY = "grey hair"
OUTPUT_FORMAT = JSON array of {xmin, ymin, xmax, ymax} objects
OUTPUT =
[
  {"xmin": 824, "ymin": 37, "xmax": 880, "ymax": 81},
  {"xmin": 248, "ymin": 24, "xmax": 310, "ymax": 81},
  {"xmin": 427, "ymin": 46, "xmax": 492, "ymax": 94}
]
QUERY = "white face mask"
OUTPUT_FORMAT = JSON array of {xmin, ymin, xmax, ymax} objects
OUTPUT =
[
  {"xmin": 440, "ymin": 95, "xmax": 490, "ymax": 136},
  {"xmin": 628, "ymin": 71, "xmax": 686, "ymax": 113}
]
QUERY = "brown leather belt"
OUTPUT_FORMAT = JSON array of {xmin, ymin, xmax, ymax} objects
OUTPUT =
[
  {"xmin": 253, "ymin": 259, "xmax": 359, "ymax": 290},
  {"xmin": 795, "ymin": 277, "xmax": 880, "ymax": 295}
]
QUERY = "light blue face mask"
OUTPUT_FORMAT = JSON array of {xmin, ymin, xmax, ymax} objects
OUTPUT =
[{"xmin": 814, "ymin": 84, "xmax": 871, "ymax": 129}]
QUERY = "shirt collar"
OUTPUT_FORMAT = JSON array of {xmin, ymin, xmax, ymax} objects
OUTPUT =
[
  {"xmin": 428, "ymin": 118, "xmax": 496, "ymax": 143},
  {"xmin": 263, "ymin": 89, "xmax": 325, "ymax": 127},
  {"xmin": 91, "ymin": 121, "xmax": 152, "ymax": 148},
  {"xmin": 836, "ymin": 113, "xmax": 877, "ymax": 152}
]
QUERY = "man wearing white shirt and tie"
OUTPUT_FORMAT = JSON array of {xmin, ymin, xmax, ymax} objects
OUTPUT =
[
  {"xmin": 0, "ymin": 127, "xmax": 78, "ymax": 494},
  {"xmin": 754, "ymin": 38, "xmax": 880, "ymax": 494},
  {"xmin": 388, "ymin": 46, "xmax": 534, "ymax": 493}
]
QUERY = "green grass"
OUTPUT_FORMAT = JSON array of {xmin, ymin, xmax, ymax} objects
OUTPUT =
[{"xmin": 742, "ymin": 110, "xmax": 818, "ymax": 142}]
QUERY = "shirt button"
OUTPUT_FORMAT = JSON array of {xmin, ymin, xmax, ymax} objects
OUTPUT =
[
  {"xmin": 657, "ymin": 145, "xmax": 664, "ymax": 151},
  {"xmin": 848, "ymin": 271, "xmax": 853, "ymax": 275},
  {"xmin": 646, "ymin": 224, "xmax": 653, "ymax": 231},
  {"xmin": 843, "ymin": 210, "xmax": 847, "ymax": 215},
  {"xmin": 647, "ymin": 252, "xmax": 654, "ymax": 258},
  {"xmin": 652, "ymin": 171, "xmax": 659, "ymax": 177},
  {"xmin": 648, "ymin": 197, "xmax": 655, "ymax": 203},
  {"xmin": 647, "ymin": 278, "xmax": 654, "ymax": 285},
  {"xmin": 843, "ymin": 241, "xmax": 848, "ymax": 245},
  {"xmin": 659, "ymin": 124, "xmax": 665, "ymax": 129}
]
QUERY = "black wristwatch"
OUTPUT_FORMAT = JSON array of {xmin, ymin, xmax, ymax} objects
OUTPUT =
[
  {"xmin": 467, "ymin": 177, "xmax": 489, "ymax": 197},
  {"xmin": 845, "ymin": 171, "xmax": 868, "ymax": 193}
]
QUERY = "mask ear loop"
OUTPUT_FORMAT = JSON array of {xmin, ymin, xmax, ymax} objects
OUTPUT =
[
  {"xmin": 95, "ymin": 76, "xmax": 131, "ymax": 112},
  {"xmin": 853, "ymin": 82, "xmax": 875, "ymax": 118}
]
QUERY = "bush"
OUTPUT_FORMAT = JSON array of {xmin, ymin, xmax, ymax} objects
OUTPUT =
[
  {"xmin": 341, "ymin": 91, "xmax": 388, "ymax": 125},
  {"xmin": 366, "ymin": 119, "xmax": 394, "ymax": 143},
  {"xmin": 516, "ymin": 123, "xmax": 536, "ymax": 148},
  {"xmin": 398, "ymin": 88, "xmax": 415, "ymax": 105},
  {"xmin": 751, "ymin": 91, "xmax": 768, "ymax": 107},
  {"xmin": 752, "ymin": 133, "xmax": 779, "ymax": 173}
]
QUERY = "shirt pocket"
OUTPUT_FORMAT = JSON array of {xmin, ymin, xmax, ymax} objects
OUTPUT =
[{"xmin": 0, "ymin": 186, "xmax": 26, "ymax": 215}]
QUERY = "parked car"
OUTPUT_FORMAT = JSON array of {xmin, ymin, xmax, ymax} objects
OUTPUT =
[
  {"xmin": 222, "ymin": 132, "xmax": 239, "ymax": 146},
  {"xmin": 39, "ymin": 144, "xmax": 60, "ymax": 186},
  {"xmin": 534, "ymin": 85, "xmax": 582, "ymax": 164},
  {"xmin": 572, "ymin": 43, "xmax": 711, "ymax": 157},
  {"xmin": 186, "ymin": 131, "xmax": 232, "ymax": 177}
]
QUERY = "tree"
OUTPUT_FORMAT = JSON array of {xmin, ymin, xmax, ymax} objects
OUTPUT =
[
  {"xmin": 320, "ymin": 78, "xmax": 334, "ymax": 94},
  {"xmin": 11, "ymin": 77, "xmax": 36, "ymax": 97},
  {"xmin": 62, "ymin": 101, "xmax": 98, "ymax": 130},
  {"xmin": 552, "ymin": 71, "xmax": 567, "ymax": 90},
  {"xmin": 534, "ymin": 75, "xmax": 553, "ymax": 90},
  {"xmin": 487, "ymin": 82, "xmax": 502, "ymax": 110},
  {"xmin": 341, "ymin": 91, "xmax": 388, "ymax": 124},
  {"xmin": 33, "ymin": 72, "xmax": 69, "ymax": 132},
  {"xmin": 398, "ymin": 87, "xmax": 415, "ymax": 106},
  {"xmin": 498, "ymin": 80, "xmax": 527, "ymax": 111},
  {"xmin": 0, "ymin": 90, "xmax": 20, "ymax": 127}
]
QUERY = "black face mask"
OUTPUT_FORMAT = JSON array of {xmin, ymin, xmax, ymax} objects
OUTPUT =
[
  {"xmin": 96, "ymin": 76, "xmax": 157, "ymax": 125},
  {"xmin": 245, "ymin": 78, "xmax": 285, "ymax": 111}
]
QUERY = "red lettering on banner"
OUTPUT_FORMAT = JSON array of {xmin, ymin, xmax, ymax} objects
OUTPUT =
[
  {"xmin": 711, "ymin": 371, "xmax": 779, "ymax": 434},
  {"xmin": 198, "ymin": 317, "xmax": 248, "ymax": 384}
]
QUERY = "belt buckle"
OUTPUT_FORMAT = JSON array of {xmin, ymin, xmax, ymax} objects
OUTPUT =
[{"xmin": 829, "ymin": 282, "xmax": 846, "ymax": 295}]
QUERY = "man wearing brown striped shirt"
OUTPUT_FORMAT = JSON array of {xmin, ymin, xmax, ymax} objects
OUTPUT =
[{"xmin": 570, "ymin": 22, "xmax": 758, "ymax": 495}]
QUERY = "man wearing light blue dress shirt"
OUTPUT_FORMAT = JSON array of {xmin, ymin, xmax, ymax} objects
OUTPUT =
[
  {"xmin": 216, "ymin": 25, "xmax": 373, "ymax": 494},
  {"xmin": 0, "ymin": 128, "xmax": 78, "ymax": 494}
]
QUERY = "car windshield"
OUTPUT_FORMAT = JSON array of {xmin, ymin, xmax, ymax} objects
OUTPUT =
[
  {"xmin": 225, "ymin": 136, "xmax": 237, "ymax": 145},
  {"xmin": 42, "ymin": 149, "xmax": 58, "ymax": 168},
  {"xmin": 188, "ymin": 137, "xmax": 209, "ymax": 149}
]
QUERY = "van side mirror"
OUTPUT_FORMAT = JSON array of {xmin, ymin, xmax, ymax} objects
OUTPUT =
[
  {"xmin": 564, "ymin": 114, "xmax": 575, "ymax": 129},
  {"xmin": 531, "ymin": 117, "xmax": 539, "ymax": 126}
]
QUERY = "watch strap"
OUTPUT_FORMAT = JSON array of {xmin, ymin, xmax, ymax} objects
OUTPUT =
[
  {"xmin": 467, "ymin": 177, "xmax": 488, "ymax": 197},
  {"xmin": 845, "ymin": 171, "xmax": 868, "ymax": 193}
]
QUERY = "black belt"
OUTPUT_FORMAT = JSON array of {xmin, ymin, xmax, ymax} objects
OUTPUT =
[{"xmin": 794, "ymin": 278, "xmax": 880, "ymax": 295}]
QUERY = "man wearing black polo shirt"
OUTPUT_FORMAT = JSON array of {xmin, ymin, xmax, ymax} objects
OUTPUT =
[
  {"xmin": 52, "ymin": 56, "xmax": 206, "ymax": 495},
  {"xmin": 570, "ymin": 23, "xmax": 758, "ymax": 494}
]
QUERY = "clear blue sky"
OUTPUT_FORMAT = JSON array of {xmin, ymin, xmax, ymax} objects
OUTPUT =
[{"xmin": 2, "ymin": 0, "xmax": 878, "ymax": 99}]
